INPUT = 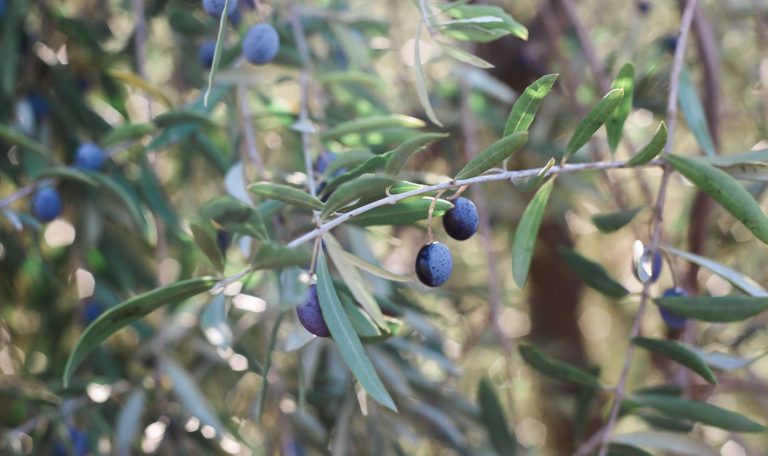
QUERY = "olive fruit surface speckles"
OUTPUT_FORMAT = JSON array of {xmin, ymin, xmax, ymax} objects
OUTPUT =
[
  {"xmin": 297, "ymin": 284, "xmax": 330, "ymax": 337},
  {"xmin": 659, "ymin": 286, "xmax": 688, "ymax": 329},
  {"xmin": 32, "ymin": 186, "xmax": 62, "ymax": 222},
  {"xmin": 442, "ymin": 197, "xmax": 478, "ymax": 241},
  {"xmin": 243, "ymin": 24, "xmax": 280, "ymax": 65},
  {"xmin": 415, "ymin": 242, "xmax": 453, "ymax": 287}
]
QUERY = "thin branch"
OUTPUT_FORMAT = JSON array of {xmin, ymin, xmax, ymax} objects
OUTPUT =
[
  {"xmin": 287, "ymin": 159, "xmax": 663, "ymax": 249},
  {"xmin": 593, "ymin": 2, "xmax": 699, "ymax": 455}
]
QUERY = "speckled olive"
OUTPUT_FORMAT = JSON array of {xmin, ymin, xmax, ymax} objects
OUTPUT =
[
  {"xmin": 31, "ymin": 186, "xmax": 62, "ymax": 222},
  {"xmin": 442, "ymin": 197, "xmax": 478, "ymax": 241},
  {"xmin": 74, "ymin": 143, "xmax": 106, "ymax": 171},
  {"xmin": 243, "ymin": 23, "xmax": 280, "ymax": 65},
  {"xmin": 415, "ymin": 241, "xmax": 453, "ymax": 287}
]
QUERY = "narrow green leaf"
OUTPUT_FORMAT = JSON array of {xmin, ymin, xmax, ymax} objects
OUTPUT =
[
  {"xmin": 591, "ymin": 207, "xmax": 644, "ymax": 233},
  {"xmin": 203, "ymin": 0, "xmax": 230, "ymax": 106},
  {"xmin": 321, "ymin": 154, "xmax": 388, "ymax": 197},
  {"xmin": 632, "ymin": 394, "xmax": 766, "ymax": 432},
  {"xmin": 325, "ymin": 235, "xmax": 388, "ymax": 328},
  {"xmin": 665, "ymin": 153, "xmax": 768, "ymax": 244},
  {"xmin": 36, "ymin": 167, "xmax": 99, "ymax": 186},
  {"xmin": 700, "ymin": 148, "xmax": 768, "ymax": 166},
  {"xmin": 504, "ymin": 74, "xmax": 558, "ymax": 136},
  {"xmin": 455, "ymin": 131, "xmax": 528, "ymax": 180},
  {"xmin": 88, "ymin": 173, "xmax": 148, "ymax": 235},
  {"xmin": 627, "ymin": 122, "xmax": 667, "ymax": 166},
  {"xmin": 631, "ymin": 337, "xmax": 716, "ymax": 384},
  {"xmin": 63, "ymin": 277, "xmax": 216, "ymax": 386},
  {"xmin": 162, "ymin": 357, "xmax": 227, "ymax": 437},
  {"xmin": 563, "ymin": 89, "xmax": 624, "ymax": 162},
  {"xmin": 315, "ymin": 253, "xmax": 397, "ymax": 411},
  {"xmin": 251, "ymin": 243, "xmax": 311, "ymax": 271},
  {"xmin": 190, "ymin": 221, "xmax": 225, "ymax": 272},
  {"xmin": 558, "ymin": 248, "xmax": 629, "ymax": 298},
  {"xmin": 512, "ymin": 180, "xmax": 554, "ymax": 287},
  {"xmin": 115, "ymin": 388, "xmax": 146, "ymax": 456},
  {"xmin": 153, "ymin": 109, "xmax": 215, "ymax": 128},
  {"xmin": 612, "ymin": 431, "xmax": 719, "ymax": 456},
  {"xmin": 340, "ymin": 251, "xmax": 411, "ymax": 282},
  {"xmin": 320, "ymin": 114, "xmax": 426, "ymax": 140},
  {"xmin": 478, "ymin": 378, "xmax": 517, "ymax": 456},
  {"xmin": 653, "ymin": 295, "xmax": 768, "ymax": 322},
  {"xmin": 385, "ymin": 133, "xmax": 449, "ymax": 175},
  {"xmin": 686, "ymin": 347, "xmax": 767, "ymax": 372},
  {"xmin": 387, "ymin": 181, "xmax": 425, "ymax": 195},
  {"xmin": 662, "ymin": 246, "xmax": 767, "ymax": 296},
  {"xmin": 678, "ymin": 67, "xmax": 716, "ymax": 157},
  {"xmin": 606, "ymin": 63, "xmax": 635, "ymax": 153},
  {"xmin": 511, "ymin": 158, "xmax": 555, "ymax": 191},
  {"xmin": 255, "ymin": 313, "xmax": 284, "ymax": 421},
  {"xmin": 316, "ymin": 71, "xmax": 385, "ymax": 89},
  {"xmin": 200, "ymin": 294, "xmax": 232, "ymax": 350},
  {"xmin": 321, "ymin": 174, "xmax": 397, "ymax": 217},
  {"xmin": 339, "ymin": 294, "xmax": 381, "ymax": 338},
  {"xmin": 350, "ymin": 197, "xmax": 453, "ymax": 226},
  {"xmin": 439, "ymin": 41, "xmax": 494, "ymax": 68},
  {"xmin": 248, "ymin": 182, "xmax": 324, "ymax": 211},
  {"xmin": 445, "ymin": 4, "xmax": 528, "ymax": 41},
  {"xmin": 414, "ymin": 24, "xmax": 443, "ymax": 127},
  {"xmin": 519, "ymin": 344, "xmax": 602, "ymax": 389}
]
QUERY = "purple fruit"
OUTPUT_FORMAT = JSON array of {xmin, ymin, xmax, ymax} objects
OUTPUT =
[
  {"xmin": 83, "ymin": 298, "xmax": 103, "ymax": 325},
  {"xmin": 442, "ymin": 197, "xmax": 478, "ymax": 241},
  {"xmin": 415, "ymin": 241, "xmax": 453, "ymax": 287},
  {"xmin": 243, "ymin": 23, "xmax": 280, "ymax": 65},
  {"xmin": 198, "ymin": 40, "xmax": 217, "ymax": 69},
  {"xmin": 74, "ymin": 143, "xmax": 106, "ymax": 171},
  {"xmin": 660, "ymin": 287, "xmax": 688, "ymax": 329},
  {"xmin": 297, "ymin": 284, "xmax": 330, "ymax": 337},
  {"xmin": 315, "ymin": 151, "xmax": 337, "ymax": 175},
  {"xmin": 202, "ymin": 0, "xmax": 238, "ymax": 17},
  {"xmin": 31, "ymin": 186, "xmax": 62, "ymax": 222}
]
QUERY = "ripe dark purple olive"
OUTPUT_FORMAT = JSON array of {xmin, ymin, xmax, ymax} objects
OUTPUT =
[
  {"xmin": 297, "ymin": 284, "xmax": 330, "ymax": 337},
  {"xmin": 415, "ymin": 241, "xmax": 453, "ymax": 287},
  {"xmin": 31, "ymin": 186, "xmax": 62, "ymax": 222},
  {"xmin": 243, "ymin": 23, "xmax": 280, "ymax": 65},
  {"xmin": 659, "ymin": 287, "xmax": 688, "ymax": 329},
  {"xmin": 198, "ymin": 40, "xmax": 217, "ymax": 69},
  {"xmin": 442, "ymin": 197, "xmax": 478, "ymax": 241},
  {"xmin": 74, "ymin": 143, "xmax": 106, "ymax": 171}
]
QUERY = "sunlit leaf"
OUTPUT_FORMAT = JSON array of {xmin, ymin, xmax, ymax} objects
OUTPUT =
[
  {"xmin": 606, "ymin": 63, "xmax": 635, "ymax": 153},
  {"xmin": 349, "ymin": 197, "xmax": 453, "ymax": 226},
  {"xmin": 322, "ymin": 174, "xmax": 397, "ymax": 217},
  {"xmin": 665, "ymin": 153, "xmax": 768, "ymax": 244},
  {"xmin": 504, "ymin": 74, "xmax": 558, "ymax": 136},
  {"xmin": 414, "ymin": 23, "xmax": 443, "ymax": 127},
  {"xmin": 512, "ymin": 180, "xmax": 554, "ymax": 287},
  {"xmin": 627, "ymin": 122, "xmax": 667, "ymax": 166},
  {"xmin": 455, "ymin": 131, "xmax": 528, "ymax": 180},
  {"xmin": 248, "ymin": 182, "xmax": 324, "ymax": 211},
  {"xmin": 563, "ymin": 89, "xmax": 624, "ymax": 163},
  {"xmin": 385, "ymin": 132, "xmax": 449, "ymax": 175},
  {"xmin": 438, "ymin": 41, "xmax": 494, "ymax": 68}
]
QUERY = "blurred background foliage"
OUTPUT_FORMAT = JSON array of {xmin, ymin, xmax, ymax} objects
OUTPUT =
[{"xmin": 1, "ymin": 0, "xmax": 768, "ymax": 455}]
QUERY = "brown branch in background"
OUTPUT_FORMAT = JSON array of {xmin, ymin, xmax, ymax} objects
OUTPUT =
[
  {"xmin": 594, "ymin": 2, "xmax": 699, "ymax": 455},
  {"xmin": 459, "ymin": 70, "xmax": 518, "ymax": 424},
  {"xmin": 237, "ymin": 86, "xmax": 265, "ymax": 178}
]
